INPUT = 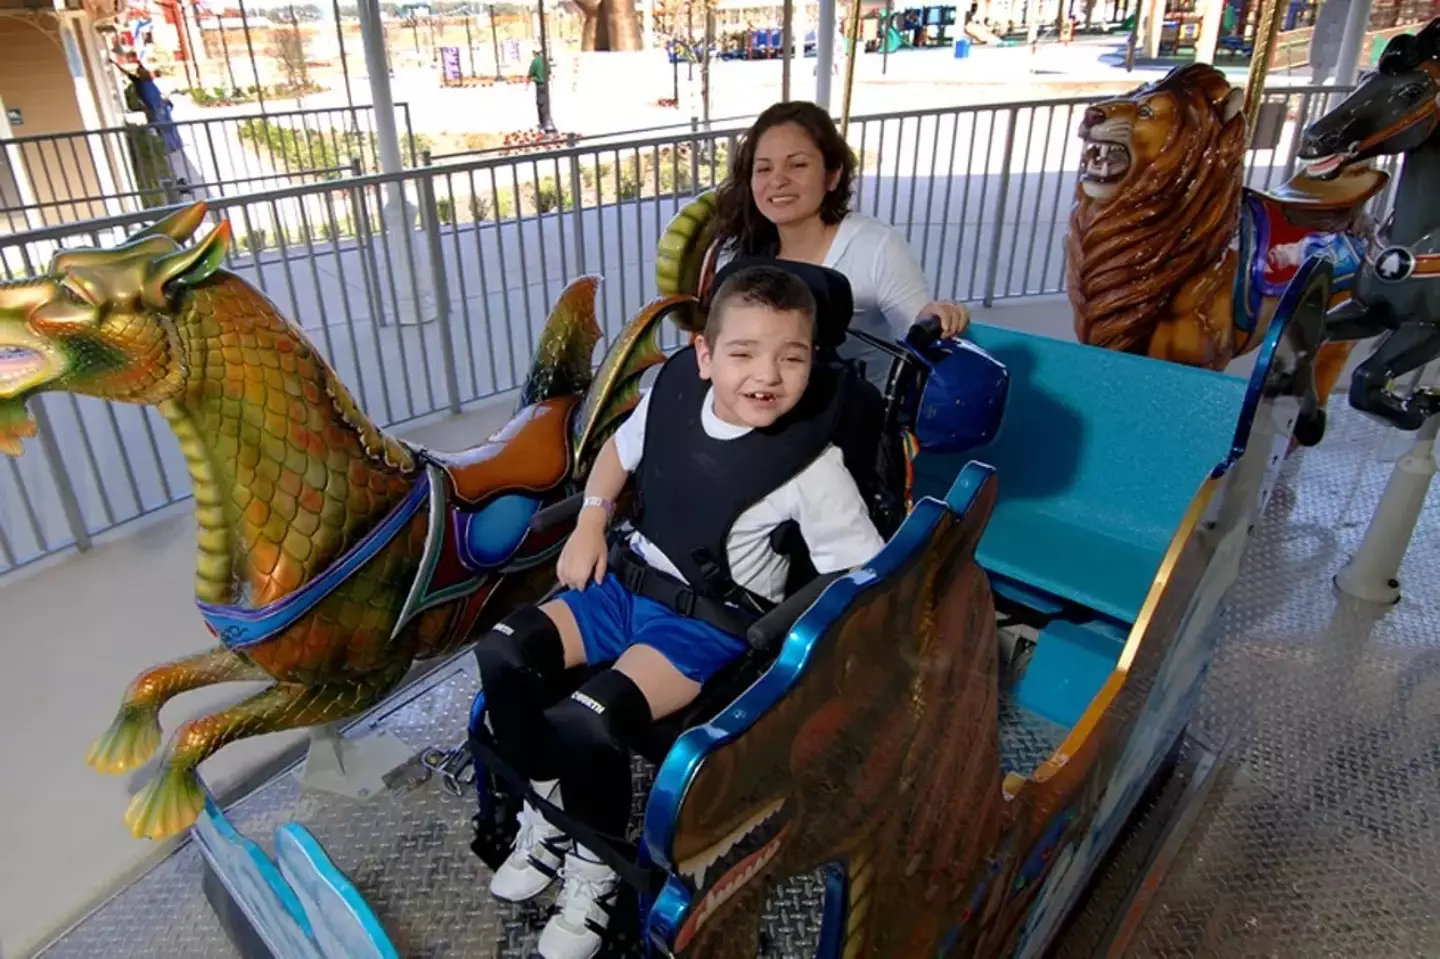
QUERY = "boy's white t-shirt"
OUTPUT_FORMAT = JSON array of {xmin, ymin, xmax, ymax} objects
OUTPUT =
[
  {"xmin": 822, "ymin": 213, "xmax": 934, "ymax": 385},
  {"xmin": 613, "ymin": 387, "xmax": 885, "ymax": 604}
]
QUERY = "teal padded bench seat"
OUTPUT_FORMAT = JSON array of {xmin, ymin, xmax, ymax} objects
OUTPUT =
[{"xmin": 912, "ymin": 325, "xmax": 1249, "ymax": 625}]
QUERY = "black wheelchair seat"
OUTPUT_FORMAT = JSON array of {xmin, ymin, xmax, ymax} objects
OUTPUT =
[{"xmin": 465, "ymin": 257, "xmax": 1006, "ymax": 936}]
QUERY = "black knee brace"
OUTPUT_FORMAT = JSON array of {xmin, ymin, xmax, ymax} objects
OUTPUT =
[
  {"xmin": 472, "ymin": 605, "xmax": 566, "ymax": 782},
  {"xmin": 544, "ymin": 670, "xmax": 654, "ymax": 839}
]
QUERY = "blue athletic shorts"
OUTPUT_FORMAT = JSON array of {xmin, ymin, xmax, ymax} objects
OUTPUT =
[{"xmin": 557, "ymin": 573, "xmax": 749, "ymax": 684}]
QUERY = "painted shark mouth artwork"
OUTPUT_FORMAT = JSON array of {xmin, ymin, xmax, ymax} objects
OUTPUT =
[
  {"xmin": 674, "ymin": 797, "xmax": 792, "ymax": 950},
  {"xmin": 0, "ymin": 345, "xmax": 46, "ymax": 392},
  {"xmin": 1080, "ymin": 138, "xmax": 1132, "ymax": 186}
]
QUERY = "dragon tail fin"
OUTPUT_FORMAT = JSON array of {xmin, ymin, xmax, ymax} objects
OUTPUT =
[{"xmin": 571, "ymin": 295, "xmax": 693, "ymax": 476}]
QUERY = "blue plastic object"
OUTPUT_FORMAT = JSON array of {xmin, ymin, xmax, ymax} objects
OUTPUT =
[
  {"xmin": 913, "ymin": 325, "xmax": 1247, "ymax": 624},
  {"xmin": 954, "ymin": 37, "xmax": 971, "ymax": 58},
  {"xmin": 905, "ymin": 336, "xmax": 1009, "ymax": 454},
  {"xmin": 1014, "ymin": 618, "xmax": 1130, "ymax": 729}
]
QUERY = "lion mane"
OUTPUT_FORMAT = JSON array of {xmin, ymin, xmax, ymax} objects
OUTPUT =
[{"xmin": 1066, "ymin": 64, "xmax": 1247, "ymax": 359}]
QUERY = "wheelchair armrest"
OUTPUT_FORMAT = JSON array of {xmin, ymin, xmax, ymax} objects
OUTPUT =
[
  {"xmin": 745, "ymin": 571, "xmax": 843, "ymax": 652},
  {"xmin": 529, "ymin": 493, "xmax": 583, "ymax": 533}
]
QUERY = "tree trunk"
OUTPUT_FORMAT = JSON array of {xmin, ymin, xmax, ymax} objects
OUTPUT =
[{"xmin": 607, "ymin": 0, "xmax": 645, "ymax": 49}]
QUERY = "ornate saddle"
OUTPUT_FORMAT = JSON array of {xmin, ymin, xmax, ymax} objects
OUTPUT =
[
  {"xmin": 426, "ymin": 396, "xmax": 578, "ymax": 508},
  {"xmin": 1259, "ymin": 166, "xmax": 1390, "ymax": 212}
]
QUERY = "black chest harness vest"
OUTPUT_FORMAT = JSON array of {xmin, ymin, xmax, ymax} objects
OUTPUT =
[{"xmin": 616, "ymin": 346, "xmax": 847, "ymax": 635}]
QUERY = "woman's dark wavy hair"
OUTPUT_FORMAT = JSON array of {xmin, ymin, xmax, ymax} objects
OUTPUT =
[{"xmin": 713, "ymin": 101, "xmax": 858, "ymax": 257}]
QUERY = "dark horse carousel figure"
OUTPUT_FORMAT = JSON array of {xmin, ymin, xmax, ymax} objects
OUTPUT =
[{"xmin": 1301, "ymin": 18, "xmax": 1440, "ymax": 429}]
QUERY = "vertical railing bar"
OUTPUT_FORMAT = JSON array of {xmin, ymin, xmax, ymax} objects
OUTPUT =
[
  {"xmin": 855, "ymin": 119, "xmax": 868, "ymax": 210},
  {"xmin": 871, "ymin": 120, "xmax": 886, "ymax": 218},
  {"xmin": 269, "ymin": 197, "xmax": 306, "ymax": 325},
  {"xmin": 553, "ymin": 154, "xmax": 570, "ymax": 281},
  {"xmin": 5, "ymin": 429, "xmax": 54, "ymax": 551},
  {"xmin": 1003, "ymin": 108, "xmax": 1034, "ymax": 297},
  {"xmin": 1022, "ymin": 103, "xmax": 1057, "ymax": 294},
  {"xmin": 48, "ymin": 139, "xmax": 81, "ymax": 224},
  {"xmin": 569, "ymin": 153, "xmax": 586, "ymax": 277},
  {"xmin": 635, "ymin": 146, "xmax": 646, "ymax": 308},
  {"xmin": 509, "ymin": 161, "xmax": 536, "ymax": 362},
  {"xmin": 88, "ymin": 398, "xmax": 138, "ymax": 517},
  {"xmin": 346, "ymin": 173, "xmax": 391, "ymax": 420},
  {"xmin": 34, "ymin": 396, "xmax": 95, "ymax": 549},
  {"xmin": 202, "ymin": 123, "xmax": 225, "ymax": 197},
  {"xmin": 968, "ymin": 109, "xmax": 998, "ymax": 302},
  {"xmin": 322, "ymin": 195, "xmax": 374, "ymax": 414},
  {"xmin": 138, "ymin": 405, "xmax": 177, "ymax": 503},
  {"xmin": 595, "ymin": 150, "xmax": 610, "ymax": 339},
  {"xmin": 904, "ymin": 115, "xmax": 923, "ymax": 245},
  {"xmin": 444, "ymin": 169, "xmax": 479, "ymax": 399},
  {"xmin": 889, "ymin": 118, "xmax": 906, "ymax": 229},
  {"xmin": 40, "ymin": 141, "xmax": 73, "ymax": 224},
  {"xmin": 372, "ymin": 181, "xmax": 419, "ymax": 419},
  {"xmin": 613, "ymin": 150, "xmax": 627, "ymax": 329},
  {"xmin": 1042, "ymin": 102, "xmax": 1076, "ymax": 292},
  {"xmin": 419, "ymin": 171, "xmax": 461, "ymax": 414},
  {"xmin": 984, "ymin": 107, "xmax": 1019, "ymax": 306},
  {"xmin": 530, "ymin": 157, "xmax": 552, "ymax": 307},
  {"xmin": 236, "ymin": 204, "xmax": 273, "ymax": 297},
  {"xmin": 63, "ymin": 136, "xmax": 97, "ymax": 221},
  {"xmin": 395, "ymin": 178, "xmax": 439, "ymax": 414},
  {"xmin": 469, "ymin": 167, "xmax": 501, "ymax": 395},
  {"xmin": 939, "ymin": 110, "xmax": 963, "ymax": 301},
  {"xmin": 488, "ymin": 165, "xmax": 518, "ymax": 390},
  {"xmin": 919, "ymin": 111, "xmax": 943, "ymax": 278},
  {"xmin": 302, "ymin": 196, "xmax": 348, "ymax": 391},
  {"xmin": 0, "ymin": 479, "xmax": 17, "ymax": 564},
  {"xmin": 652, "ymin": 142, "xmax": 663, "ymax": 301}
]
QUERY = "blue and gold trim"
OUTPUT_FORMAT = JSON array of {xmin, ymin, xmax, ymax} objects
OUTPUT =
[{"xmin": 196, "ymin": 473, "xmax": 431, "ymax": 652}]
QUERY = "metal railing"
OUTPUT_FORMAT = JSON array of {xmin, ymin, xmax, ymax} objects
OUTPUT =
[
  {"xmin": 0, "ymin": 84, "xmax": 1394, "ymax": 579},
  {"xmin": 0, "ymin": 103, "xmax": 418, "ymax": 234}
]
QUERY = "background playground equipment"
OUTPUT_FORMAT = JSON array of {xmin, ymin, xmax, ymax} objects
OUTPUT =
[{"xmin": 860, "ymin": 4, "xmax": 960, "ymax": 52}]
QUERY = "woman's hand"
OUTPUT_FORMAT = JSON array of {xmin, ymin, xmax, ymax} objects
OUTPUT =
[
  {"xmin": 920, "ymin": 300, "xmax": 970, "ymax": 338},
  {"xmin": 557, "ymin": 508, "xmax": 609, "ymax": 590}
]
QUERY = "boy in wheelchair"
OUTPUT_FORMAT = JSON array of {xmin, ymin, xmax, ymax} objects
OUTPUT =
[{"xmin": 470, "ymin": 263, "xmax": 886, "ymax": 958}]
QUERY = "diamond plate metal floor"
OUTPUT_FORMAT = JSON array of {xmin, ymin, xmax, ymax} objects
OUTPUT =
[
  {"xmin": 34, "ymin": 403, "xmax": 1440, "ymax": 958},
  {"xmin": 1083, "ymin": 404, "xmax": 1440, "ymax": 958}
]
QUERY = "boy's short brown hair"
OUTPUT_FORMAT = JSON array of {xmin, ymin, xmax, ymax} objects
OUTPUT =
[{"xmin": 704, "ymin": 265, "xmax": 818, "ymax": 345}]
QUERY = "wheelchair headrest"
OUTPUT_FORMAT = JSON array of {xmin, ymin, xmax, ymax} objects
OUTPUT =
[
  {"xmin": 707, "ymin": 256, "xmax": 855, "ymax": 353},
  {"xmin": 902, "ymin": 322, "xmax": 1010, "ymax": 454}
]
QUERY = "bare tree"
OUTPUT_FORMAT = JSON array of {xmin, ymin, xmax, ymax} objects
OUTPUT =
[{"xmin": 272, "ymin": 9, "xmax": 312, "ymax": 92}]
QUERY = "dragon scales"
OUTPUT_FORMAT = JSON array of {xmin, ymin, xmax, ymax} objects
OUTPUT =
[{"xmin": 0, "ymin": 202, "xmax": 682, "ymax": 840}]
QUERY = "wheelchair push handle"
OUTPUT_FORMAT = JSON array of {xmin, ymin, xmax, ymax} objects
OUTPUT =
[{"xmin": 904, "ymin": 316, "xmax": 945, "ymax": 351}]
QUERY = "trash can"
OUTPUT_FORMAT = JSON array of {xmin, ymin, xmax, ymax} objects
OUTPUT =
[{"xmin": 954, "ymin": 37, "xmax": 972, "ymax": 59}]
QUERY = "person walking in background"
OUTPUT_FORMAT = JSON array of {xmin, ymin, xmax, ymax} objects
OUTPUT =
[
  {"xmin": 114, "ymin": 59, "xmax": 183, "ymax": 152},
  {"xmin": 528, "ymin": 47, "xmax": 558, "ymax": 135}
]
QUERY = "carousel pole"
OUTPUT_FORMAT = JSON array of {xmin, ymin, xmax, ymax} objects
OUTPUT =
[
  {"xmin": 1240, "ymin": 0, "xmax": 1285, "ymax": 141},
  {"xmin": 839, "ymin": 0, "xmax": 863, "ymax": 137},
  {"xmin": 781, "ymin": 0, "xmax": 793, "ymax": 101}
]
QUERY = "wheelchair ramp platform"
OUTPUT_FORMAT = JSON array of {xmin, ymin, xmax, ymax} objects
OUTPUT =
[{"xmin": 34, "ymin": 404, "xmax": 1440, "ymax": 958}]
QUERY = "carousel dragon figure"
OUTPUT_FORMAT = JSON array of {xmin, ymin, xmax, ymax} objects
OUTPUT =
[
  {"xmin": 1065, "ymin": 63, "xmax": 1384, "ymax": 406},
  {"xmin": 1302, "ymin": 18, "xmax": 1440, "ymax": 430},
  {"xmin": 0, "ymin": 201, "xmax": 684, "ymax": 840}
]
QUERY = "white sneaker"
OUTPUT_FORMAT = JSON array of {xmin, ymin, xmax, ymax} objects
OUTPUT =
[
  {"xmin": 490, "ymin": 783, "xmax": 568, "ymax": 903},
  {"xmin": 537, "ymin": 847, "xmax": 619, "ymax": 959}
]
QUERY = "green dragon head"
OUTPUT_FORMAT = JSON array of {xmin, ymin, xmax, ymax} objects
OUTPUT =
[{"xmin": 0, "ymin": 202, "xmax": 230, "ymax": 455}]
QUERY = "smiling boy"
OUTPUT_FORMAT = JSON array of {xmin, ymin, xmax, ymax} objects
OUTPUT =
[{"xmin": 471, "ymin": 264, "xmax": 885, "ymax": 959}]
